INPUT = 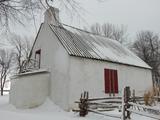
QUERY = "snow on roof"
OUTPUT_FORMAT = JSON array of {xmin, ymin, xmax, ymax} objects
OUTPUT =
[{"xmin": 49, "ymin": 24, "xmax": 151, "ymax": 69}]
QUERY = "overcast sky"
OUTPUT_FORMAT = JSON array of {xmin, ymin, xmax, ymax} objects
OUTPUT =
[
  {"xmin": 86, "ymin": 0, "xmax": 160, "ymax": 33},
  {"xmin": 5, "ymin": 0, "xmax": 160, "ymax": 43},
  {"xmin": 63, "ymin": 0, "xmax": 160, "ymax": 37}
]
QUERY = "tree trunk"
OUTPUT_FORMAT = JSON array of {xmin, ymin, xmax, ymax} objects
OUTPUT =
[{"xmin": 1, "ymin": 87, "xmax": 3, "ymax": 96}]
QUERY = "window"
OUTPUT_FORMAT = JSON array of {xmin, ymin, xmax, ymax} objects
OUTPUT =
[
  {"xmin": 35, "ymin": 49, "xmax": 41, "ymax": 68},
  {"xmin": 104, "ymin": 69, "xmax": 118, "ymax": 95}
]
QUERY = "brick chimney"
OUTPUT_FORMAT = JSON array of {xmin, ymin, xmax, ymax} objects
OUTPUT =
[{"xmin": 44, "ymin": 7, "xmax": 61, "ymax": 26}]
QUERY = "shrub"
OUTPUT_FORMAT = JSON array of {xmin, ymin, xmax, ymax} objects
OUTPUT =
[{"xmin": 144, "ymin": 86, "xmax": 160, "ymax": 106}]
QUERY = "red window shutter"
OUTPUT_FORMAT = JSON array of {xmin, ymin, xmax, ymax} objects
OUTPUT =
[
  {"xmin": 114, "ymin": 70, "xmax": 118, "ymax": 93},
  {"xmin": 104, "ymin": 69, "xmax": 110, "ymax": 93},
  {"xmin": 104, "ymin": 69, "xmax": 119, "ymax": 94},
  {"xmin": 111, "ymin": 70, "xmax": 114, "ymax": 94},
  {"xmin": 109, "ymin": 70, "xmax": 112, "ymax": 94}
]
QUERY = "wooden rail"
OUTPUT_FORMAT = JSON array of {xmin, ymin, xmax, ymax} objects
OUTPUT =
[
  {"xmin": 122, "ymin": 86, "xmax": 160, "ymax": 120},
  {"xmin": 129, "ymin": 102, "xmax": 160, "ymax": 112},
  {"xmin": 74, "ymin": 91, "xmax": 122, "ymax": 118},
  {"xmin": 73, "ymin": 87, "xmax": 160, "ymax": 120},
  {"xmin": 128, "ymin": 109, "xmax": 160, "ymax": 120},
  {"xmin": 88, "ymin": 97, "xmax": 122, "ymax": 101},
  {"xmin": 88, "ymin": 109, "xmax": 121, "ymax": 119}
]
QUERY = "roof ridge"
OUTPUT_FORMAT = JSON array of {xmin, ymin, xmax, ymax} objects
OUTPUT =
[{"xmin": 52, "ymin": 23, "xmax": 111, "ymax": 39}]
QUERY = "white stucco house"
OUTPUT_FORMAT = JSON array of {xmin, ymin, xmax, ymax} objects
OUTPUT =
[{"xmin": 10, "ymin": 7, "xmax": 152, "ymax": 111}]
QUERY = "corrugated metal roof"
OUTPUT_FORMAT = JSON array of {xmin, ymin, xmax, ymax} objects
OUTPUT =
[{"xmin": 49, "ymin": 24, "xmax": 151, "ymax": 69}]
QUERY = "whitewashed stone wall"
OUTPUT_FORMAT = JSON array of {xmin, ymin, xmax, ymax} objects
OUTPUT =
[
  {"xmin": 68, "ymin": 56, "xmax": 152, "ymax": 109},
  {"xmin": 9, "ymin": 70, "xmax": 50, "ymax": 108}
]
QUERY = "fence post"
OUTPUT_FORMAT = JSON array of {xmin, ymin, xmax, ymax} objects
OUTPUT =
[
  {"xmin": 122, "ymin": 86, "xmax": 131, "ymax": 120},
  {"xmin": 122, "ymin": 87, "xmax": 125, "ymax": 120},
  {"xmin": 79, "ymin": 91, "xmax": 89, "ymax": 117},
  {"xmin": 132, "ymin": 89, "xmax": 136, "ymax": 103}
]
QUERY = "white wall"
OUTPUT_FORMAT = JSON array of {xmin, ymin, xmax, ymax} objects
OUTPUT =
[
  {"xmin": 31, "ymin": 23, "xmax": 71, "ymax": 110},
  {"xmin": 10, "ymin": 70, "xmax": 50, "ymax": 108},
  {"xmin": 68, "ymin": 56, "xmax": 152, "ymax": 109}
]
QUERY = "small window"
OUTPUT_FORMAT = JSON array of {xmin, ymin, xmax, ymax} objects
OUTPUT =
[
  {"xmin": 35, "ymin": 49, "xmax": 41, "ymax": 68},
  {"xmin": 104, "ymin": 69, "xmax": 118, "ymax": 95}
]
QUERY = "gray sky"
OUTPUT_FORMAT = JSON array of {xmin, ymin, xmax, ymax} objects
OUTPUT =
[
  {"xmin": 3, "ymin": 0, "xmax": 160, "ymax": 42},
  {"xmin": 63, "ymin": 0, "xmax": 160, "ymax": 37}
]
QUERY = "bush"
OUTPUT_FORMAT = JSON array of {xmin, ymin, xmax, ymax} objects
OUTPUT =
[{"xmin": 144, "ymin": 86, "xmax": 160, "ymax": 106}]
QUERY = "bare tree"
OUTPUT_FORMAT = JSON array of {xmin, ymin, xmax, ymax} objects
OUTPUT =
[
  {"xmin": 90, "ymin": 23, "xmax": 128, "ymax": 44},
  {"xmin": 132, "ymin": 31, "xmax": 160, "ymax": 86},
  {"xmin": 0, "ymin": 0, "xmax": 84, "ymax": 30},
  {"xmin": 90, "ymin": 23, "xmax": 102, "ymax": 35},
  {"xmin": 9, "ymin": 34, "xmax": 33, "ymax": 73},
  {"xmin": 0, "ymin": 0, "xmax": 42, "ymax": 29},
  {"xmin": 0, "ymin": 49, "xmax": 13, "ymax": 96}
]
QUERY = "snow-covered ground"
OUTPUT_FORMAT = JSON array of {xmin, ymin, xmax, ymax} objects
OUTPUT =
[{"xmin": 0, "ymin": 95, "xmax": 157, "ymax": 120}]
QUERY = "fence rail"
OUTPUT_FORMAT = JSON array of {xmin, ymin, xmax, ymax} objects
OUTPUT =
[
  {"xmin": 128, "ymin": 108, "xmax": 160, "ymax": 120},
  {"xmin": 87, "ymin": 97, "xmax": 122, "ymax": 101},
  {"xmin": 88, "ymin": 109, "xmax": 121, "ymax": 119},
  {"xmin": 73, "ymin": 87, "xmax": 160, "ymax": 120},
  {"xmin": 129, "ymin": 102, "xmax": 160, "ymax": 112},
  {"xmin": 122, "ymin": 87, "xmax": 160, "ymax": 120}
]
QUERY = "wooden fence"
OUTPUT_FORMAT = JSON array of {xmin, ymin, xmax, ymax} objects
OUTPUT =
[
  {"xmin": 122, "ymin": 87, "xmax": 160, "ymax": 120},
  {"xmin": 73, "ymin": 91, "xmax": 122, "ymax": 119},
  {"xmin": 73, "ymin": 87, "xmax": 160, "ymax": 120}
]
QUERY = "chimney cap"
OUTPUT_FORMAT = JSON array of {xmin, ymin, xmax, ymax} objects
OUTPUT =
[
  {"xmin": 44, "ymin": 7, "xmax": 61, "ymax": 26},
  {"xmin": 46, "ymin": 7, "xmax": 59, "ymax": 13}
]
